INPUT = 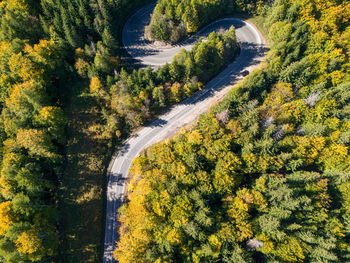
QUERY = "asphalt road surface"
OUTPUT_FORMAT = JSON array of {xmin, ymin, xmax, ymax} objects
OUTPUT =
[{"xmin": 103, "ymin": 3, "xmax": 266, "ymax": 262}]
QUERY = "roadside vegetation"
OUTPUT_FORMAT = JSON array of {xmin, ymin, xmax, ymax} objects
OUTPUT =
[
  {"xmin": 1, "ymin": 0, "xmax": 348, "ymax": 262},
  {"xmin": 114, "ymin": 0, "xmax": 350, "ymax": 262},
  {"xmin": 0, "ymin": 0, "xmax": 151, "ymax": 261},
  {"xmin": 0, "ymin": 0, "xmax": 239, "ymax": 261},
  {"xmin": 145, "ymin": 0, "xmax": 263, "ymax": 43},
  {"xmin": 88, "ymin": 27, "xmax": 238, "ymax": 135}
]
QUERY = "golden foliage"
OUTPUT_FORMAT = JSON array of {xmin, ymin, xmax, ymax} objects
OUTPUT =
[
  {"xmin": 16, "ymin": 229, "xmax": 42, "ymax": 255},
  {"xmin": 0, "ymin": 201, "xmax": 13, "ymax": 235}
]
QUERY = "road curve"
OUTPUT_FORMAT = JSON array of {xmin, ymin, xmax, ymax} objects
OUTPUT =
[{"xmin": 103, "ymin": 3, "xmax": 266, "ymax": 262}]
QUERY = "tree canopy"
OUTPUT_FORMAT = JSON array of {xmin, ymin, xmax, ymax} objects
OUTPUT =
[
  {"xmin": 114, "ymin": 0, "xmax": 350, "ymax": 262},
  {"xmin": 145, "ymin": 0, "xmax": 265, "ymax": 43}
]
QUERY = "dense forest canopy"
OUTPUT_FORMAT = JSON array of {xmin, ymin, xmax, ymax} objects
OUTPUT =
[
  {"xmin": 0, "ymin": 38, "xmax": 65, "ymax": 262},
  {"xmin": 0, "ymin": 0, "xmax": 66, "ymax": 261},
  {"xmin": 114, "ymin": 0, "xmax": 350, "ymax": 262},
  {"xmin": 0, "ymin": 0, "xmax": 154, "ymax": 261},
  {"xmin": 0, "ymin": 0, "xmax": 240, "ymax": 261},
  {"xmin": 0, "ymin": 0, "xmax": 349, "ymax": 261}
]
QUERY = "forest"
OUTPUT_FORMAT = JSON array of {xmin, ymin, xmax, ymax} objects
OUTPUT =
[
  {"xmin": 88, "ymin": 26, "xmax": 238, "ymax": 136},
  {"xmin": 0, "ymin": 0, "xmax": 349, "ymax": 261},
  {"xmin": 0, "ymin": 0, "xmax": 152, "ymax": 261},
  {"xmin": 0, "ymin": 0, "xmax": 240, "ymax": 261},
  {"xmin": 115, "ymin": 0, "xmax": 350, "ymax": 262},
  {"xmin": 145, "ymin": 0, "xmax": 263, "ymax": 43},
  {"xmin": 0, "ymin": 0, "xmax": 66, "ymax": 261}
]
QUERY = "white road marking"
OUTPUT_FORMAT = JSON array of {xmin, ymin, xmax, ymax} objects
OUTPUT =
[{"xmin": 103, "ymin": 3, "xmax": 266, "ymax": 263}]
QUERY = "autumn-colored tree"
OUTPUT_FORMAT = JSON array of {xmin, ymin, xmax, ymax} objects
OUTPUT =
[
  {"xmin": 0, "ymin": 37, "xmax": 63, "ymax": 261},
  {"xmin": 16, "ymin": 229, "xmax": 42, "ymax": 260},
  {"xmin": 0, "ymin": 201, "xmax": 14, "ymax": 235},
  {"xmin": 115, "ymin": 1, "xmax": 350, "ymax": 262},
  {"xmin": 17, "ymin": 128, "xmax": 58, "ymax": 160}
]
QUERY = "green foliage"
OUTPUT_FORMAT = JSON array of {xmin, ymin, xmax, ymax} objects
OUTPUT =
[
  {"xmin": 0, "ymin": 39, "xmax": 65, "ymax": 261},
  {"xmin": 91, "ymin": 27, "xmax": 237, "ymax": 135},
  {"xmin": 41, "ymin": 0, "xmax": 151, "ymax": 50},
  {"xmin": 0, "ymin": 0, "xmax": 43, "ymax": 44},
  {"xmin": 146, "ymin": 0, "xmax": 266, "ymax": 43},
  {"xmin": 115, "ymin": 0, "xmax": 350, "ymax": 262}
]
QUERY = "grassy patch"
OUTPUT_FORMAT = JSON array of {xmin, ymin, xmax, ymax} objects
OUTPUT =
[
  {"xmin": 249, "ymin": 15, "xmax": 270, "ymax": 44},
  {"xmin": 58, "ymin": 81, "xmax": 112, "ymax": 262}
]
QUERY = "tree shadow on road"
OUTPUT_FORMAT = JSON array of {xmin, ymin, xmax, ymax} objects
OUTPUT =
[{"xmin": 176, "ymin": 42, "xmax": 267, "ymax": 106}]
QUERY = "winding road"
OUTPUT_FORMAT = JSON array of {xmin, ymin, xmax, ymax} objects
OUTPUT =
[{"xmin": 103, "ymin": 3, "xmax": 266, "ymax": 262}]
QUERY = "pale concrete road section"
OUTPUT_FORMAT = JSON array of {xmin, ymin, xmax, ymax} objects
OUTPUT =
[{"xmin": 104, "ymin": 2, "xmax": 266, "ymax": 262}]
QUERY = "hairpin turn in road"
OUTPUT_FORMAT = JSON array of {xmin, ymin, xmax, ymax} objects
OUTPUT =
[{"xmin": 103, "ymin": 3, "xmax": 266, "ymax": 262}]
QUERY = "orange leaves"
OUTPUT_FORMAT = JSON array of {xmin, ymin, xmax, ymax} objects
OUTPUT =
[
  {"xmin": 238, "ymin": 188, "xmax": 267, "ymax": 209},
  {"xmin": 278, "ymin": 100, "xmax": 307, "ymax": 125},
  {"xmin": 35, "ymin": 106, "xmax": 66, "ymax": 142},
  {"xmin": 226, "ymin": 119, "xmax": 242, "ymax": 138},
  {"xmin": 166, "ymin": 228, "xmax": 183, "ymax": 245},
  {"xmin": 152, "ymin": 190, "xmax": 171, "ymax": 218},
  {"xmin": 130, "ymin": 155, "xmax": 149, "ymax": 179},
  {"xmin": 114, "ymin": 230, "xmax": 149, "ymax": 263},
  {"xmin": 74, "ymin": 48, "xmax": 90, "ymax": 77},
  {"xmin": 114, "ymin": 175, "xmax": 153, "ymax": 262},
  {"xmin": 0, "ymin": 17, "xmax": 61, "ymax": 262},
  {"xmin": 5, "ymin": 81, "xmax": 36, "ymax": 113},
  {"xmin": 151, "ymin": 142, "xmax": 176, "ymax": 165},
  {"xmin": 24, "ymin": 39, "xmax": 56, "ymax": 65},
  {"xmin": 298, "ymin": 0, "xmax": 350, "ymax": 72},
  {"xmin": 8, "ymin": 53, "xmax": 38, "ymax": 81},
  {"xmin": 299, "ymin": 0, "xmax": 350, "ymax": 35},
  {"xmin": 6, "ymin": 40, "xmax": 58, "ymax": 83},
  {"xmin": 37, "ymin": 106, "xmax": 65, "ymax": 126},
  {"xmin": 1, "ymin": 151, "xmax": 22, "ymax": 169},
  {"xmin": 282, "ymin": 133, "xmax": 349, "ymax": 170}
]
